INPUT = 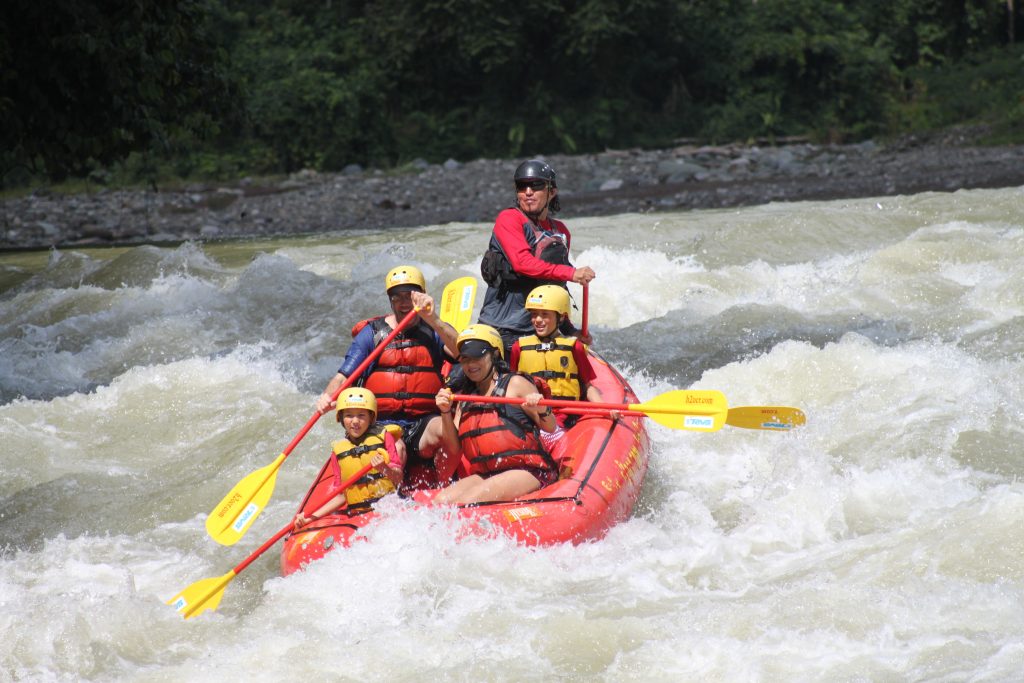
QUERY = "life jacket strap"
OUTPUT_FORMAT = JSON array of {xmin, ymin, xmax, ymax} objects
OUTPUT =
[
  {"xmin": 529, "ymin": 369, "xmax": 580, "ymax": 382},
  {"xmin": 374, "ymin": 364, "xmax": 437, "ymax": 374},
  {"xmin": 374, "ymin": 391, "xmax": 438, "ymax": 401}
]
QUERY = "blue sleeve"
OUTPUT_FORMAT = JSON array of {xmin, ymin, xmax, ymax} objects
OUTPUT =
[{"xmin": 339, "ymin": 326, "xmax": 377, "ymax": 378}]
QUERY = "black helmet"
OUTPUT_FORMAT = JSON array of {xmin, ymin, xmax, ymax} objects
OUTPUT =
[{"xmin": 514, "ymin": 159, "xmax": 556, "ymax": 187}]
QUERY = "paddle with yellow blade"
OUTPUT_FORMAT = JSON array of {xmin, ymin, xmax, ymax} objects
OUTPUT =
[
  {"xmin": 450, "ymin": 389, "xmax": 729, "ymax": 431},
  {"xmin": 725, "ymin": 405, "xmax": 806, "ymax": 430},
  {"xmin": 439, "ymin": 276, "xmax": 477, "ymax": 331},
  {"xmin": 559, "ymin": 403, "xmax": 806, "ymax": 431},
  {"xmin": 169, "ymin": 463, "xmax": 373, "ymax": 620},
  {"xmin": 204, "ymin": 306, "xmax": 421, "ymax": 546},
  {"xmin": 204, "ymin": 277, "xmax": 477, "ymax": 546}
]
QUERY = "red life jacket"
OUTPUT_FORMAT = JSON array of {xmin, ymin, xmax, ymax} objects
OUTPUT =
[
  {"xmin": 351, "ymin": 317, "xmax": 445, "ymax": 417},
  {"xmin": 457, "ymin": 373, "xmax": 556, "ymax": 476}
]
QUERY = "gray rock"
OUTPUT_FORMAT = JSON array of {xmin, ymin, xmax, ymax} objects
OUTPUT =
[
  {"xmin": 656, "ymin": 160, "xmax": 707, "ymax": 183},
  {"xmin": 4, "ymin": 125, "xmax": 1024, "ymax": 250}
]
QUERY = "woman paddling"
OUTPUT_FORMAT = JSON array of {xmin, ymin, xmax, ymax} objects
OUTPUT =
[{"xmin": 431, "ymin": 324, "xmax": 559, "ymax": 504}]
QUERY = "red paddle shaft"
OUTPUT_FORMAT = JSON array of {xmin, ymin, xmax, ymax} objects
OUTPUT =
[
  {"xmin": 280, "ymin": 307, "xmax": 421, "ymax": 456},
  {"xmin": 232, "ymin": 463, "xmax": 373, "ymax": 575},
  {"xmin": 450, "ymin": 393, "xmax": 638, "ymax": 412},
  {"xmin": 580, "ymin": 284, "xmax": 589, "ymax": 338}
]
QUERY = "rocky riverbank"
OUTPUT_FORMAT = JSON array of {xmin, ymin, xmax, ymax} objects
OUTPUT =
[{"xmin": 3, "ymin": 128, "xmax": 1023, "ymax": 250}]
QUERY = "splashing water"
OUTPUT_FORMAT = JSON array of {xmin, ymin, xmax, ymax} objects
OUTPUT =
[{"xmin": 2, "ymin": 187, "xmax": 1024, "ymax": 681}]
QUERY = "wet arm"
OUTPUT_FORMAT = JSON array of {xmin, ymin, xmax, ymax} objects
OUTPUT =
[
  {"xmin": 510, "ymin": 375, "xmax": 557, "ymax": 433},
  {"xmin": 433, "ymin": 389, "xmax": 463, "ymax": 480},
  {"xmin": 317, "ymin": 373, "xmax": 349, "ymax": 413},
  {"xmin": 317, "ymin": 327, "xmax": 376, "ymax": 412},
  {"xmin": 294, "ymin": 492, "xmax": 345, "ymax": 530},
  {"xmin": 412, "ymin": 291, "xmax": 459, "ymax": 356}
]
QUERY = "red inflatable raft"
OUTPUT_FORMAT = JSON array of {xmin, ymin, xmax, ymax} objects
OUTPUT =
[{"xmin": 280, "ymin": 350, "xmax": 650, "ymax": 576}]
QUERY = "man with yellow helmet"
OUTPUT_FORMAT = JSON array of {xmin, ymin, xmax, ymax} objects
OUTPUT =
[
  {"xmin": 509, "ymin": 285, "xmax": 607, "ymax": 445},
  {"xmin": 428, "ymin": 323, "xmax": 560, "ymax": 504},
  {"xmin": 292, "ymin": 388, "xmax": 403, "ymax": 528},
  {"xmin": 315, "ymin": 265, "xmax": 458, "ymax": 484}
]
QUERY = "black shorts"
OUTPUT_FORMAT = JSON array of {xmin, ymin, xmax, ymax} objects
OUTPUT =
[{"xmin": 380, "ymin": 414, "xmax": 435, "ymax": 459}]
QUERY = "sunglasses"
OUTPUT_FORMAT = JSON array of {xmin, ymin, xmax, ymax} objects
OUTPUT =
[{"xmin": 516, "ymin": 180, "xmax": 548, "ymax": 192}]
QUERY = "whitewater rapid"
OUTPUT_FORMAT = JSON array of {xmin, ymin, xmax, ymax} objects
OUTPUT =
[{"xmin": 2, "ymin": 186, "xmax": 1023, "ymax": 681}]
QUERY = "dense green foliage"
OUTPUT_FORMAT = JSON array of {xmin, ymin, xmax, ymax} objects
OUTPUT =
[
  {"xmin": 2, "ymin": 0, "xmax": 1021, "ymax": 186},
  {"xmin": 0, "ymin": 0, "xmax": 238, "ymax": 182}
]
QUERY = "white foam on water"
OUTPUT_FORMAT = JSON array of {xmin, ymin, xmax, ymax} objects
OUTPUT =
[{"xmin": 2, "ymin": 185, "xmax": 1023, "ymax": 680}]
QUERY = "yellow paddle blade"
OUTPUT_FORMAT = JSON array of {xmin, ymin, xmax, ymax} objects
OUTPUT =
[
  {"xmin": 167, "ymin": 569, "xmax": 237, "ymax": 620},
  {"xmin": 440, "ymin": 276, "xmax": 477, "ymax": 330},
  {"xmin": 205, "ymin": 453, "xmax": 286, "ymax": 546},
  {"xmin": 631, "ymin": 390, "xmax": 728, "ymax": 431},
  {"xmin": 727, "ymin": 406, "xmax": 806, "ymax": 430}
]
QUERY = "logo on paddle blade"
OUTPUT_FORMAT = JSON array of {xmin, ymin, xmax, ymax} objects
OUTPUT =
[
  {"xmin": 460, "ymin": 286, "xmax": 473, "ymax": 310},
  {"xmin": 231, "ymin": 502, "xmax": 260, "ymax": 532},
  {"xmin": 684, "ymin": 415, "xmax": 714, "ymax": 429}
]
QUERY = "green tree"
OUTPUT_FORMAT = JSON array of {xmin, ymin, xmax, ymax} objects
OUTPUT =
[
  {"xmin": 0, "ymin": 0, "xmax": 237, "ymax": 182},
  {"xmin": 217, "ymin": 1, "xmax": 391, "ymax": 172},
  {"xmin": 701, "ymin": 0, "xmax": 896, "ymax": 141},
  {"xmin": 354, "ymin": 0, "xmax": 695, "ymax": 158}
]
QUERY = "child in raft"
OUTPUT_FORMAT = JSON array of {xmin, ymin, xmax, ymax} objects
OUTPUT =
[
  {"xmin": 292, "ymin": 387, "xmax": 404, "ymax": 529},
  {"xmin": 508, "ymin": 285, "xmax": 611, "ymax": 448}
]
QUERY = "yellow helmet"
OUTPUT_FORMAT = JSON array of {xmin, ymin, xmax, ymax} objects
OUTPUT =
[
  {"xmin": 384, "ymin": 265, "xmax": 426, "ymax": 294},
  {"xmin": 336, "ymin": 387, "xmax": 377, "ymax": 421},
  {"xmin": 524, "ymin": 285, "xmax": 570, "ymax": 316},
  {"xmin": 456, "ymin": 323, "xmax": 505, "ymax": 360}
]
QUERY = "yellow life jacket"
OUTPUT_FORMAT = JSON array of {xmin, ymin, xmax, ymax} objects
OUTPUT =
[
  {"xmin": 516, "ymin": 334, "xmax": 581, "ymax": 400},
  {"xmin": 332, "ymin": 425, "xmax": 396, "ymax": 506}
]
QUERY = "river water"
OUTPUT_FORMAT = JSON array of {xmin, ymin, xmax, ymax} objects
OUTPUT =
[{"xmin": 2, "ymin": 186, "xmax": 1023, "ymax": 681}]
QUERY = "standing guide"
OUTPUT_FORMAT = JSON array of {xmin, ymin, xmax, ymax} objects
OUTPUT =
[{"xmin": 478, "ymin": 159, "xmax": 597, "ymax": 354}]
